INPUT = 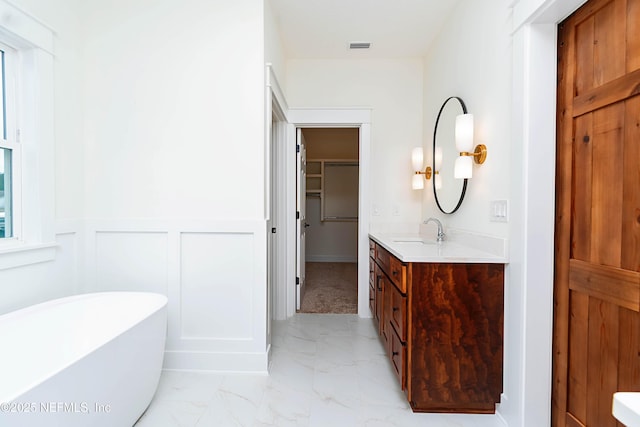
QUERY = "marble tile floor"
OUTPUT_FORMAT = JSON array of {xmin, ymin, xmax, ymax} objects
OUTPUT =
[{"xmin": 135, "ymin": 314, "xmax": 503, "ymax": 427}]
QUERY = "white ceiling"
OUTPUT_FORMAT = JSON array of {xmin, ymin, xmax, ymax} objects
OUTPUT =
[{"xmin": 268, "ymin": 0, "xmax": 461, "ymax": 59}]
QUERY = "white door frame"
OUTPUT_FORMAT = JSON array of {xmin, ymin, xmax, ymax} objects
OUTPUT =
[
  {"xmin": 266, "ymin": 65, "xmax": 290, "ymax": 322},
  {"xmin": 282, "ymin": 109, "xmax": 371, "ymax": 319},
  {"xmin": 508, "ymin": 1, "xmax": 587, "ymax": 426}
]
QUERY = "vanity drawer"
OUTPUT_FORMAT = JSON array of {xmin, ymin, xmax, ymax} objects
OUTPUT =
[
  {"xmin": 390, "ymin": 328, "xmax": 406, "ymax": 390},
  {"xmin": 374, "ymin": 264, "xmax": 384, "ymax": 327},
  {"xmin": 369, "ymin": 284, "xmax": 376, "ymax": 317},
  {"xmin": 369, "ymin": 239, "xmax": 376, "ymax": 259},
  {"xmin": 376, "ymin": 244, "xmax": 407, "ymax": 294},
  {"xmin": 389, "ymin": 283, "xmax": 407, "ymax": 342},
  {"xmin": 375, "ymin": 242, "xmax": 390, "ymax": 272},
  {"xmin": 389, "ymin": 256, "xmax": 407, "ymax": 294},
  {"xmin": 369, "ymin": 258, "xmax": 375, "ymax": 287}
]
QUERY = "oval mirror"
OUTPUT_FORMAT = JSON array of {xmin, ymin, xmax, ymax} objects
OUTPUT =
[{"xmin": 432, "ymin": 96, "xmax": 468, "ymax": 214}]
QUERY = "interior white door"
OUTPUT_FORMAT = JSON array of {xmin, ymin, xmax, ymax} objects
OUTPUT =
[{"xmin": 296, "ymin": 128, "xmax": 307, "ymax": 311}]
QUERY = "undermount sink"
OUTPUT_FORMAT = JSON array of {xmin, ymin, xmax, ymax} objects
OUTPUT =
[{"xmin": 392, "ymin": 238, "xmax": 436, "ymax": 245}]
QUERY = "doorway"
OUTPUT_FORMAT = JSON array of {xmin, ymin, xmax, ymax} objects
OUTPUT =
[
  {"xmin": 297, "ymin": 128, "xmax": 359, "ymax": 314},
  {"xmin": 279, "ymin": 108, "xmax": 371, "ymax": 319}
]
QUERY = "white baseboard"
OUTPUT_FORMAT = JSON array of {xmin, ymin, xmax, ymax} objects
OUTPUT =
[{"xmin": 162, "ymin": 350, "xmax": 269, "ymax": 374}]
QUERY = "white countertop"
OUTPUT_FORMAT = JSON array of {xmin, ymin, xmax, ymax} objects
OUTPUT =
[
  {"xmin": 369, "ymin": 231, "xmax": 508, "ymax": 264},
  {"xmin": 613, "ymin": 392, "xmax": 640, "ymax": 427}
]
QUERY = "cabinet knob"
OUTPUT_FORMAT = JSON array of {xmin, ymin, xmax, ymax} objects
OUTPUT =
[
  {"xmin": 392, "ymin": 351, "xmax": 399, "ymax": 356},
  {"xmin": 392, "ymin": 270, "xmax": 398, "ymax": 276},
  {"xmin": 392, "ymin": 307, "xmax": 399, "ymax": 312}
]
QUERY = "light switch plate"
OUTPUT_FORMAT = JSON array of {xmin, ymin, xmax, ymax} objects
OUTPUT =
[{"xmin": 490, "ymin": 200, "xmax": 508, "ymax": 222}]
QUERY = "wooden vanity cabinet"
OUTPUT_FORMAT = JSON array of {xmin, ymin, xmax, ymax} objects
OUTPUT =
[{"xmin": 369, "ymin": 238, "xmax": 504, "ymax": 414}]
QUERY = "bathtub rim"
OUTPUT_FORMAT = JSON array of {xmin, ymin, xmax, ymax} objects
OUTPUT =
[{"xmin": 0, "ymin": 291, "xmax": 168, "ymax": 404}]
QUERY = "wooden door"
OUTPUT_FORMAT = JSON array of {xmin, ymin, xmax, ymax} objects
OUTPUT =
[{"xmin": 554, "ymin": 0, "xmax": 640, "ymax": 426}]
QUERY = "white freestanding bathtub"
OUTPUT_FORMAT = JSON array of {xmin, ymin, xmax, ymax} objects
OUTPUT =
[{"xmin": 0, "ymin": 292, "xmax": 168, "ymax": 427}]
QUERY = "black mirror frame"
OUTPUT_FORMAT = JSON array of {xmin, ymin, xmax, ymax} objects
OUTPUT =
[{"xmin": 432, "ymin": 96, "xmax": 468, "ymax": 214}]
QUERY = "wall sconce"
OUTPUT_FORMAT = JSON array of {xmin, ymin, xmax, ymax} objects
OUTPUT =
[
  {"xmin": 412, "ymin": 147, "xmax": 442, "ymax": 190},
  {"xmin": 453, "ymin": 114, "xmax": 487, "ymax": 179},
  {"xmin": 412, "ymin": 147, "xmax": 428, "ymax": 190}
]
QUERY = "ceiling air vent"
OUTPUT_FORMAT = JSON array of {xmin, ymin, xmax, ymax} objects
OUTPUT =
[{"xmin": 349, "ymin": 42, "xmax": 371, "ymax": 49}]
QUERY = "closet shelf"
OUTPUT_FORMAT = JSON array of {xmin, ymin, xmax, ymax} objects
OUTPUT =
[{"xmin": 305, "ymin": 159, "xmax": 358, "ymax": 222}]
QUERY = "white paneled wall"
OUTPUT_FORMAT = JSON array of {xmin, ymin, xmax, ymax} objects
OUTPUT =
[
  {"xmin": 78, "ymin": 0, "xmax": 269, "ymax": 373},
  {"xmin": 84, "ymin": 220, "xmax": 268, "ymax": 373}
]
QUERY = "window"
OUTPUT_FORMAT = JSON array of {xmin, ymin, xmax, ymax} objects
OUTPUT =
[
  {"xmin": 0, "ymin": 43, "xmax": 17, "ymax": 240},
  {"xmin": 0, "ymin": 2, "xmax": 55, "ymax": 270}
]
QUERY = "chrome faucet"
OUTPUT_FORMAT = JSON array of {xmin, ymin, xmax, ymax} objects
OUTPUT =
[{"xmin": 424, "ymin": 217, "xmax": 445, "ymax": 242}]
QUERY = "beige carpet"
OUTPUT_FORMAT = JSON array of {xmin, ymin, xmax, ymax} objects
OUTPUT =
[{"xmin": 300, "ymin": 262, "xmax": 358, "ymax": 314}]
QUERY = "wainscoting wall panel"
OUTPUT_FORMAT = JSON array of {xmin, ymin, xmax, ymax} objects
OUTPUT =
[
  {"xmin": 84, "ymin": 219, "xmax": 269, "ymax": 373},
  {"xmin": 94, "ymin": 231, "xmax": 169, "ymax": 294},
  {"xmin": 180, "ymin": 232, "xmax": 255, "ymax": 340}
]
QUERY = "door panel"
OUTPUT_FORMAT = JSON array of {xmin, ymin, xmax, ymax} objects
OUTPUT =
[
  {"xmin": 567, "ymin": 291, "xmax": 588, "ymax": 421},
  {"xmin": 590, "ymin": 104, "xmax": 624, "ymax": 267},
  {"xmin": 554, "ymin": 0, "xmax": 640, "ymax": 426},
  {"xmin": 572, "ymin": 113, "xmax": 593, "ymax": 262},
  {"xmin": 629, "ymin": 0, "xmax": 640, "ymax": 71},
  {"xmin": 622, "ymin": 96, "xmax": 640, "ymax": 271},
  {"xmin": 584, "ymin": 299, "xmax": 618, "ymax": 427}
]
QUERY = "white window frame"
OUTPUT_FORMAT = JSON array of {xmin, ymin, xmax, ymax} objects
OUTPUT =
[
  {"xmin": 0, "ymin": 42, "xmax": 22, "ymax": 242},
  {"xmin": 0, "ymin": 1, "xmax": 56, "ymax": 270}
]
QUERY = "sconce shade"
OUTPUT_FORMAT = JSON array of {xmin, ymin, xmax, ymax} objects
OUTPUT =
[
  {"xmin": 412, "ymin": 173, "xmax": 424, "ymax": 190},
  {"xmin": 412, "ymin": 147, "xmax": 424, "ymax": 171},
  {"xmin": 434, "ymin": 147, "xmax": 443, "ymax": 171},
  {"xmin": 455, "ymin": 114, "xmax": 474, "ymax": 153},
  {"xmin": 434, "ymin": 174, "xmax": 442, "ymax": 190},
  {"xmin": 454, "ymin": 156, "xmax": 473, "ymax": 179}
]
